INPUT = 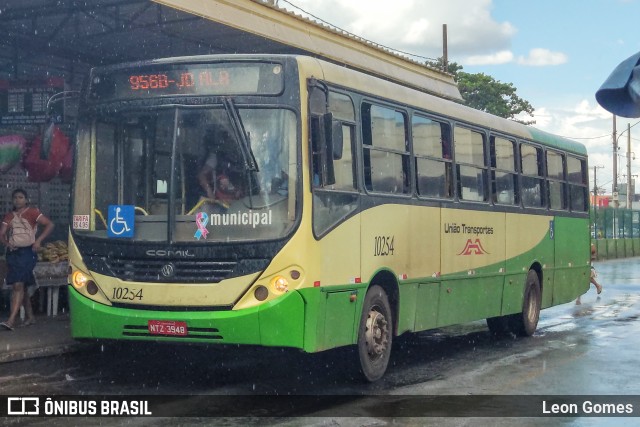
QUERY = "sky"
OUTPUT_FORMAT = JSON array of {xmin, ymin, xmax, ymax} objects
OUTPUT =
[{"xmin": 275, "ymin": 0, "xmax": 640, "ymax": 196}]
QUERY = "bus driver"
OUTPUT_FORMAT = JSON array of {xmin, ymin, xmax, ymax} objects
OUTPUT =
[{"xmin": 198, "ymin": 133, "xmax": 243, "ymax": 210}]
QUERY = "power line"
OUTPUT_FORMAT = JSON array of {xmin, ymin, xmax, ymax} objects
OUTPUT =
[
  {"xmin": 277, "ymin": 0, "xmax": 439, "ymax": 62},
  {"xmin": 561, "ymin": 120, "xmax": 640, "ymax": 141},
  {"xmin": 563, "ymin": 133, "xmax": 611, "ymax": 140}
]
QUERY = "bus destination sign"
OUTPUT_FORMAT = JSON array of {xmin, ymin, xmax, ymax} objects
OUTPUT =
[{"xmin": 89, "ymin": 62, "xmax": 284, "ymax": 101}]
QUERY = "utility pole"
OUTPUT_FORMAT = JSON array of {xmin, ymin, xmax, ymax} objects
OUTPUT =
[
  {"xmin": 442, "ymin": 24, "xmax": 448, "ymax": 73},
  {"xmin": 627, "ymin": 122, "xmax": 633, "ymax": 209},
  {"xmin": 613, "ymin": 115, "xmax": 618, "ymax": 207},
  {"xmin": 593, "ymin": 165, "xmax": 604, "ymax": 200},
  {"xmin": 593, "ymin": 165, "xmax": 604, "ymax": 239}
]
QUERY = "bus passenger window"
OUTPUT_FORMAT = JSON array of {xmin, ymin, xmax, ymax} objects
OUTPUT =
[
  {"xmin": 413, "ymin": 115, "xmax": 452, "ymax": 199},
  {"xmin": 546, "ymin": 151, "xmax": 567, "ymax": 210},
  {"xmin": 362, "ymin": 103, "xmax": 410, "ymax": 195},
  {"xmin": 454, "ymin": 126, "xmax": 487, "ymax": 202},
  {"xmin": 330, "ymin": 124, "xmax": 356, "ymax": 190},
  {"xmin": 568, "ymin": 156, "xmax": 588, "ymax": 212},
  {"xmin": 490, "ymin": 136, "xmax": 517, "ymax": 205},
  {"xmin": 327, "ymin": 92, "xmax": 356, "ymax": 191},
  {"xmin": 520, "ymin": 143, "xmax": 545, "ymax": 208}
]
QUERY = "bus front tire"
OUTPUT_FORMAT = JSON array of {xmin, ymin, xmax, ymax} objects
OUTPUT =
[{"xmin": 357, "ymin": 285, "xmax": 393, "ymax": 382}]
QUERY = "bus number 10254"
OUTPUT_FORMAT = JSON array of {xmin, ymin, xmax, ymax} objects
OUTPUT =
[
  {"xmin": 112, "ymin": 287, "xmax": 143, "ymax": 301},
  {"xmin": 374, "ymin": 236, "xmax": 395, "ymax": 256}
]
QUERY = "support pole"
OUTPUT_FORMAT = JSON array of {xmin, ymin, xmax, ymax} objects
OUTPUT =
[
  {"xmin": 627, "ymin": 123, "xmax": 633, "ymax": 209},
  {"xmin": 613, "ymin": 115, "xmax": 618, "ymax": 207}
]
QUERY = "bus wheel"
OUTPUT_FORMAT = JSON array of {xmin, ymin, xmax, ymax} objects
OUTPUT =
[
  {"xmin": 512, "ymin": 270, "xmax": 541, "ymax": 337},
  {"xmin": 357, "ymin": 285, "xmax": 393, "ymax": 382}
]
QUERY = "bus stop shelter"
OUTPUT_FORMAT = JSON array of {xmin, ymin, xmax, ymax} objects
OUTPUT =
[{"xmin": 0, "ymin": 0, "xmax": 460, "ymax": 100}]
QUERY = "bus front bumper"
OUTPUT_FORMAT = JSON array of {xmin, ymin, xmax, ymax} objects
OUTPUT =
[{"xmin": 68, "ymin": 286, "xmax": 305, "ymax": 349}]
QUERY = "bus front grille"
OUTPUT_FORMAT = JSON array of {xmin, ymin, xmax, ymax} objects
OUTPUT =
[
  {"xmin": 83, "ymin": 254, "xmax": 270, "ymax": 284},
  {"xmin": 108, "ymin": 259, "xmax": 237, "ymax": 283}
]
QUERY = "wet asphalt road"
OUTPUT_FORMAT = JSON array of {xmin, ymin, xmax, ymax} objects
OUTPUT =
[{"xmin": 2, "ymin": 257, "xmax": 640, "ymax": 426}]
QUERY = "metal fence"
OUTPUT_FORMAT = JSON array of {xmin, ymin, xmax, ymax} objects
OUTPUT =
[{"xmin": 591, "ymin": 207, "xmax": 640, "ymax": 239}]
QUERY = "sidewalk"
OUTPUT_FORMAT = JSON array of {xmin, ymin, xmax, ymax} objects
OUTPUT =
[{"xmin": 0, "ymin": 313, "xmax": 85, "ymax": 363}]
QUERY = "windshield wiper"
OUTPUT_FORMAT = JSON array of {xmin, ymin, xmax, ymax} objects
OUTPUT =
[{"xmin": 223, "ymin": 97, "xmax": 259, "ymax": 172}]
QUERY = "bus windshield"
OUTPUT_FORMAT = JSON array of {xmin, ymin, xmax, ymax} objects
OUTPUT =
[{"xmin": 73, "ymin": 106, "xmax": 298, "ymax": 243}]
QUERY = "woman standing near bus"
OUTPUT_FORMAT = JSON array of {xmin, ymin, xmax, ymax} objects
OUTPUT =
[{"xmin": 0, "ymin": 189, "xmax": 54, "ymax": 330}]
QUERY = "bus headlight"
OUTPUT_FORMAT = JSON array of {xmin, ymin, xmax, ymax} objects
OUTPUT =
[
  {"xmin": 72, "ymin": 271, "xmax": 90, "ymax": 289},
  {"xmin": 271, "ymin": 275, "xmax": 289, "ymax": 293}
]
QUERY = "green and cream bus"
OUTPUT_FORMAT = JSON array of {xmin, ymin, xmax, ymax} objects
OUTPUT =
[{"xmin": 68, "ymin": 54, "xmax": 590, "ymax": 381}]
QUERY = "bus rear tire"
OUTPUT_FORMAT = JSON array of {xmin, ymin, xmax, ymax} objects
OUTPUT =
[
  {"xmin": 511, "ymin": 270, "xmax": 541, "ymax": 337},
  {"xmin": 357, "ymin": 285, "xmax": 393, "ymax": 382}
]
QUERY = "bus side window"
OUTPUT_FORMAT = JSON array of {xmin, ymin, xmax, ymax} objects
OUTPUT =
[
  {"xmin": 520, "ymin": 143, "xmax": 545, "ymax": 208},
  {"xmin": 362, "ymin": 103, "xmax": 410, "ymax": 195},
  {"xmin": 413, "ymin": 115, "xmax": 453, "ymax": 199},
  {"xmin": 546, "ymin": 150, "xmax": 567, "ymax": 210},
  {"xmin": 490, "ymin": 136, "xmax": 517, "ymax": 205},
  {"xmin": 309, "ymin": 84, "xmax": 328, "ymax": 188},
  {"xmin": 567, "ymin": 156, "xmax": 588, "ymax": 212},
  {"xmin": 454, "ymin": 126, "xmax": 487, "ymax": 202},
  {"xmin": 330, "ymin": 124, "xmax": 356, "ymax": 190},
  {"xmin": 327, "ymin": 91, "xmax": 356, "ymax": 191},
  {"xmin": 311, "ymin": 90, "xmax": 359, "ymax": 236}
]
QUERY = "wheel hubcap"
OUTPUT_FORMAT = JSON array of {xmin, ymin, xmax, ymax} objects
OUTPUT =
[
  {"xmin": 526, "ymin": 286, "xmax": 539, "ymax": 324},
  {"xmin": 365, "ymin": 309, "xmax": 388, "ymax": 357}
]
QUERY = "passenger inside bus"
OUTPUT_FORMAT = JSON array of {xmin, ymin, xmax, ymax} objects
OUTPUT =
[{"xmin": 197, "ymin": 130, "xmax": 244, "ymax": 210}]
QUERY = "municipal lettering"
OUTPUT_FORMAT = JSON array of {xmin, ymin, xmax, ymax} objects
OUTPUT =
[{"xmin": 210, "ymin": 209, "xmax": 272, "ymax": 228}]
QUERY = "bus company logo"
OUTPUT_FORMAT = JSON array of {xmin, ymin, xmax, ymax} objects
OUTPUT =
[
  {"xmin": 7, "ymin": 397, "xmax": 40, "ymax": 415},
  {"xmin": 146, "ymin": 249, "xmax": 195, "ymax": 258},
  {"xmin": 160, "ymin": 263, "xmax": 175, "ymax": 278},
  {"xmin": 457, "ymin": 239, "xmax": 490, "ymax": 256}
]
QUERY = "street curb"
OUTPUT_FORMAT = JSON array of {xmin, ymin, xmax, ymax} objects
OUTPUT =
[{"xmin": 0, "ymin": 342, "xmax": 88, "ymax": 364}]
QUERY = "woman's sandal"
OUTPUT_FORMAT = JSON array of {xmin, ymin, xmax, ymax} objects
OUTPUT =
[
  {"xmin": 1, "ymin": 322, "xmax": 14, "ymax": 331},
  {"xmin": 23, "ymin": 319, "xmax": 36, "ymax": 326}
]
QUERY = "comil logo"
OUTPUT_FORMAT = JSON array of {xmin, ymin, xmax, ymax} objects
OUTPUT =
[
  {"xmin": 457, "ymin": 239, "xmax": 490, "ymax": 256},
  {"xmin": 7, "ymin": 397, "xmax": 40, "ymax": 415},
  {"xmin": 160, "ymin": 263, "xmax": 175, "ymax": 278}
]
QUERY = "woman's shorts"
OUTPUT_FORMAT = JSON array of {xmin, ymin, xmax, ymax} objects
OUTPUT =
[{"xmin": 5, "ymin": 246, "xmax": 37, "ymax": 286}]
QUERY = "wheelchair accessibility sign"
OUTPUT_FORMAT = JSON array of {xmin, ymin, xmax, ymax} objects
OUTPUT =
[{"xmin": 107, "ymin": 205, "xmax": 134, "ymax": 238}]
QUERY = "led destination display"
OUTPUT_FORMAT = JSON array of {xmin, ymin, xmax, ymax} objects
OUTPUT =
[{"xmin": 89, "ymin": 62, "xmax": 284, "ymax": 101}]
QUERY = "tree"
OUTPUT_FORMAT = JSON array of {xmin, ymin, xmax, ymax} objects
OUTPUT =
[{"xmin": 428, "ymin": 58, "xmax": 535, "ymax": 125}]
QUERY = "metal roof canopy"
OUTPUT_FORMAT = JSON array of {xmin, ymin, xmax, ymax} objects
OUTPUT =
[{"xmin": 0, "ymin": 0, "xmax": 461, "ymax": 100}]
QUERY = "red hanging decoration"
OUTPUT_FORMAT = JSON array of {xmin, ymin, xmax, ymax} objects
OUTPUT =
[{"xmin": 23, "ymin": 124, "xmax": 72, "ymax": 182}]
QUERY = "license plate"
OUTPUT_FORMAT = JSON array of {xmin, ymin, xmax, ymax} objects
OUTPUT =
[{"xmin": 148, "ymin": 320, "xmax": 188, "ymax": 336}]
